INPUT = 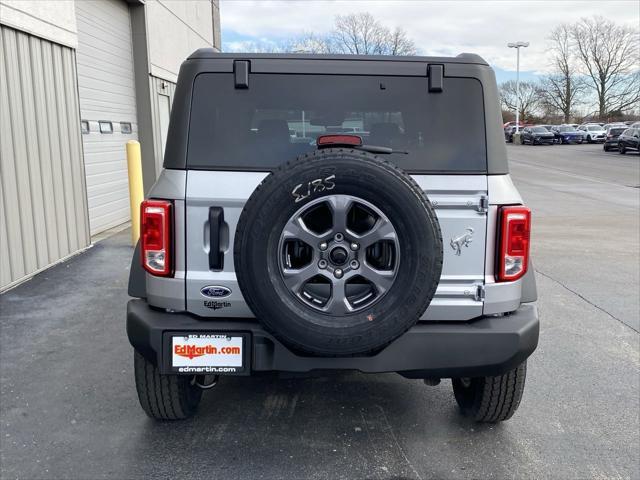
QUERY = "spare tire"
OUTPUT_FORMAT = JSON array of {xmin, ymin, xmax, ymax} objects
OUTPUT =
[{"xmin": 234, "ymin": 149, "xmax": 442, "ymax": 356}]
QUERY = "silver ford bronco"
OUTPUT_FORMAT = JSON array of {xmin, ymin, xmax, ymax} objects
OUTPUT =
[{"xmin": 127, "ymin": 51, "xmax": 538, "ymax": 422}]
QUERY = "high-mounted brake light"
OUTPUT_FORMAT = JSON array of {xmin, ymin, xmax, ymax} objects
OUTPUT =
[
  {"xmin": 317, "ymin": 134, "xmax": 363, "ymax": 147},
  {"xmin": 497, "ymin": 205, "xmax": 531, "ymax": 282},
  {"xmin": 140, "ymin": 199, "xmax": 173, "ymax": 277}
]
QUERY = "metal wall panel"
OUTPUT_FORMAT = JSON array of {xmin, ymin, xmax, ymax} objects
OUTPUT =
[
  {"xmin": 75, "ymin": 0, "xmax": 137, "ymax": 235},
  {"xmin": 149, "ymin": 76, "xmax": 176, "ymax": 176},
  {"xmin": 0, "ymin": 25, "xmax": 90, "ymax": 292}
]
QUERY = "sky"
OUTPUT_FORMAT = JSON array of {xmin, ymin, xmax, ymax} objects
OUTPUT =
[{"xmin": 219, "ymin": 0, "xmax": 640, "ymax": 83}]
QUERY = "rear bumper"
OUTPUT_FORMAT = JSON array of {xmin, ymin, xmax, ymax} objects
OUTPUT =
[{"xmin": 127, "ymin": 299, "xmax": 539, "ymax": 378}]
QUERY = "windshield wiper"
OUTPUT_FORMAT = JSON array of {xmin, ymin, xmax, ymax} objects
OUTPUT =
[{"xmin": 355, "ymin": 144, "xmax": 409, "ymax": 155}]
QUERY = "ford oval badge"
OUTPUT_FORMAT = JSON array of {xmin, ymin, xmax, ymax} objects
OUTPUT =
[{"xmin": 200, "ymin": 286, "xmax": 232, "ymax": 298}]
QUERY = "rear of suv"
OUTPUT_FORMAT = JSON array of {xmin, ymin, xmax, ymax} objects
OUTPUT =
[{"xmin": 127, "ymin": 51, "xmax": 539, "ymax": 422}]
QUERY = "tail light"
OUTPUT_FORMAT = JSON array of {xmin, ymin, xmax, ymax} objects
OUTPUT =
[
  {"xmin": 497, "ymin": 206, "xmax": 531, "ymax": 282},
  {"xmin": 140, "ymin": 199, "xmax": 173, "ymax": 276}
]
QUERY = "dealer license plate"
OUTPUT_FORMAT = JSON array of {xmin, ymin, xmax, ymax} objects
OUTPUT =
[{"xmin": 169, "ymin": 333, "xmax": 246, "ymax": 375}]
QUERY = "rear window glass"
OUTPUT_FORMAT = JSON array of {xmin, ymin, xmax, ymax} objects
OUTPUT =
[{"xmin": 187, "ymin": 74, "xmax": 487, "ymax": 173}]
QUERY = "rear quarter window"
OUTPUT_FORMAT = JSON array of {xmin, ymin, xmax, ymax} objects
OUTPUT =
[{"xmin": 187, "ymin": 73, "xmax": 487, "ymax": 173}]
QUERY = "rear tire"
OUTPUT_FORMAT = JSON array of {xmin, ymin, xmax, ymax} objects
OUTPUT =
[
  {"xmin": 452, "ymin": 362, "xmax": 527, "ymax": 422},
  {"xmin": 134, "ymin": 351, "xmax": 203, "ymax": 420}
]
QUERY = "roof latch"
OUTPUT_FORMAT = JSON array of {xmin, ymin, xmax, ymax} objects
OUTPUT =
[
  {"xmin": 428, "ymin": 64, "xmax": 444, "ymax": 93},
  {"xmin": 234, "ymin": 60, "xmax": 250, "ymax": 89}
]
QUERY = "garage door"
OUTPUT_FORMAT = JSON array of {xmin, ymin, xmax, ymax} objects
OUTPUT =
[{"xmin": 76, "ymin": 0, "xmax": 137, "ymax": 235}]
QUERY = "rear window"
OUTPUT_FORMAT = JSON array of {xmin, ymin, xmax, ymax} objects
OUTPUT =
[{"xmin": 187, "ymin": 73, "xmax": 487, "ymax": 173}]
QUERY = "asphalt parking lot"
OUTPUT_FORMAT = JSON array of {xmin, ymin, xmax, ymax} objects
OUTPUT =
[{"xmin": 1, "ymin": 143, "xmax": 638, "ymax": 480}]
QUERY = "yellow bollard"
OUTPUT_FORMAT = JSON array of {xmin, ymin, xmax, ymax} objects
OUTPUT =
[{"xmin": 126, "ymin": 140, "xmax": 144, "ymax": 245}]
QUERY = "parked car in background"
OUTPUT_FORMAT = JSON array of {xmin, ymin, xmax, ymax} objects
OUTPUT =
[
  {"xmin": 503, "ymin": 124, "xmax": 531, "ymax": 142},
  {"xmin": 617, "ymin": 128, "xmax": 640, "ymax": 154},
  {"xmin": 552, "ymin": 125, "xmax": 584, "ymax": 144},
  {"xmin": 603, "ymin": 123, "xmax": 626, "ymax": 131},
  {"xmin": 521, "ymin": 126, "xmax": 555, "ymax": 145},
  {"xmin": 504, "ymin": 125, "xmax": 517, "ymax": 143},
  {"xmin": 603, "ymin": 126, "xmax": 627, "ymax": 151},
  {"xmin": 502, "ymin": 121, "xmax": 531, "ymax": 129},
  {"xmin": 578, "ymin": 124, "xmax": 606, "ymax": 143}
]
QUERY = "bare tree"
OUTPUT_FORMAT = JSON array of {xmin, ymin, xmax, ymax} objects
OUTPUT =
[
  {"xmin": 500, "ymin": 80, "xmax": 541, "ymax": 122},
  {"xmin": 539, "ymin": 24, "xmax": 586, "ymax": 123},
  {"xmin": 387, "ymin": 26, "xmax": 417, "ymax": 56},
  {"xmin": 289, "ymin": 32, "xmax": 334, "ymax": 54},
  {"xmin": 225, "ymin": 40, "xmax": 291, "ymax": 54},
  {"xmin": 571, "ymin": 16, "xmax": 640, "ymax": 117},
  {"xmin": 332, "ymin": 13, "xmax": 385, "ymax": 54},
  {"xmin": 283, "ymin": 13, "xmax": 417, "ymax": 56}
]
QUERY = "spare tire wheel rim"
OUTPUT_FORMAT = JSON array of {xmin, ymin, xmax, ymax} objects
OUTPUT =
[{"xmin": 278, "ymin": 194, "xmax": 400, "ymax": 315}]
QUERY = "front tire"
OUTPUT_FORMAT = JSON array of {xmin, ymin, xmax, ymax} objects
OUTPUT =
[
  {"xmin": 587, "ymin": 135, "xmax": 593, "ymax": 144},
  {"xmin": 452, "ymin": 362, "xmax": 527, "ymax": 422},
  {"xmin": 134, "ymin": 351, "xmax": 203, "ymax": 420},
  {"xmin": 619, "ymin": 145, "xmax": 626, "ymax": 154}
]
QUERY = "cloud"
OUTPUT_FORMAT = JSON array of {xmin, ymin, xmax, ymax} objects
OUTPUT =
[{"xmin": 220, "ymin": 0, "xmax": 639, "ymax": 73}]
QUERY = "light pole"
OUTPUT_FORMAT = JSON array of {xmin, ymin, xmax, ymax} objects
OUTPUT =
[{"xmin": 508, "ymin": 41, "xmax": 529, "ymax": 134}]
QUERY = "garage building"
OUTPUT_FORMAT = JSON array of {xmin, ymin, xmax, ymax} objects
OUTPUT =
[{"xmin": 0, "ymin": 0, "xmax": 221, "ymax": 291}]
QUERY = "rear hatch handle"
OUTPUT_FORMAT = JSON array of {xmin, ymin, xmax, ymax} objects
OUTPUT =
[{"xmin": 209, "ymin": 207, "xmax": 224, "ymax": 270}]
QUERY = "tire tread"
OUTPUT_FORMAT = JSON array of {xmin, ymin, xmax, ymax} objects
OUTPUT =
[
  {"xmin": 234, "ymin": 148, "xmax": 443, "ymax": 356},
  {"xmin": 134, "ymin": 351, "xmax": 202, "ymax": 420},
  {"xmin": 453, "ymin": 362, "xmax": 527, "ymax": 423}
]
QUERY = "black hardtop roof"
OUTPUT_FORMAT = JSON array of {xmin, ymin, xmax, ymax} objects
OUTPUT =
[{"xmin": 187, "ymin": 49, "xmax": 488, "ymax": 65}]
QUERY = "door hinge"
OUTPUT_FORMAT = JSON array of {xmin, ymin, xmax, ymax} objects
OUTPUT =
[
  {"xmin": 477, "ymin": 195, "xmax": 488, "ymax": 213},
  {"xmin": 234, "ymin": 60, "xmax": 250, "ymax": 89},
  {"xmin": 474, "ymin": 285, "xmax": 485, "ymax": 302}
]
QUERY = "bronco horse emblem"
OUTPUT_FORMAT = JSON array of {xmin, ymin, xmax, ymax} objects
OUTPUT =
[{"xmin": 450, "ymin": 227, "xmax": 474, "ymax": 256}]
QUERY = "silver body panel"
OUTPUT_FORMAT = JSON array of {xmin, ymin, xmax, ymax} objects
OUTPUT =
[
  {"xmin": 144, "ymin": 170, "xmax": 187, "ymax": 311},
  {"xmin": 145, "ymin": 169, "xmax": 525, "ymax": 320}
]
